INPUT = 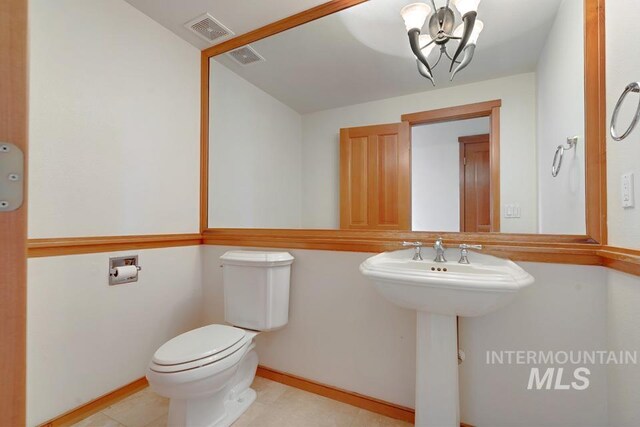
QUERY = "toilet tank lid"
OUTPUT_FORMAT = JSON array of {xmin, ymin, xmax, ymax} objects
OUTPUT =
[{"xmin": 220, "ymin": 250, "xmax": 294, "ymax": 267}]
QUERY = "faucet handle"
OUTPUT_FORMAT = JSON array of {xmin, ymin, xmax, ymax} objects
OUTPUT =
[
  {"xmin": 459, "ymin": 244, "xmax": 483, "ymax": 250},
  {"xmin": 458, "ymin": 244, "xmax": 482, "ymax": 264},
  {"xmin": 402, "ymin": 241, "xmax": 424, "ymax": 261}
]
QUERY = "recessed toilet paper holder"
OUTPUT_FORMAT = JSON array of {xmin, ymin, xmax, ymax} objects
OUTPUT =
[{"xmin": 109, "ymin": 255, "xmax": 142, "ymax": 286}]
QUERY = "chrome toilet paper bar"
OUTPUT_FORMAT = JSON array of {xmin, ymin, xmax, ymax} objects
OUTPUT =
[
  {"xmin": 551, "ymin": 136, "xmax": 578, "ymax": 178},
  {"xmin": 109, "ymin": 255, "xmax": 142, "ymax": 285},
  {"xmin": 611, "ymin": 82, "xmax": 640, "ymax": 141}
]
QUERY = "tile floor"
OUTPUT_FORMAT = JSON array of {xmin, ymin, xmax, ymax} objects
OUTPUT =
[{"xmin": 72, "ymin": 377, "xmax": 413, "ymax": 427}]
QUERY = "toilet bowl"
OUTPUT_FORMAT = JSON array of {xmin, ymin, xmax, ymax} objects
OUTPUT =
[
  {"xmin": 147, "ymin": 324, "xmax": 259, "ymax": 427},
  {"xmin": 147, "ymin": 250, "xmax": 294, "ymax": 427}
]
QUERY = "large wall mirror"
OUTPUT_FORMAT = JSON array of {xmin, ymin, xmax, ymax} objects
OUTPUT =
[{"xmin": 207, "ymin": 0, "xmax": 594, "ymax": 236}]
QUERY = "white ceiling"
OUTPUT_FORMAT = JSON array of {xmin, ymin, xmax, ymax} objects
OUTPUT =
[
  {"xmin": 124, "ymin": 0, "xmax": 330, "ymax": 50},
  {"xmin": 126, "ymin": 0, "xmax": 568, "ymax": 114}
]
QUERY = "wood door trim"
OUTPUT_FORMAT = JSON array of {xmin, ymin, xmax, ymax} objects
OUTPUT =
[
  {"xmin": 459, "ymin": 134, "xmax": 492, "ymax": 232},
  {"xmin": 27, "ymin": 234, "xmax": 202, "ymax": 258},
  {"xmin": 458, "ymin": 134, "xmax": 490, "ymax": 144},
  {"xmin": 39, "ymin": 377, "xmax": 148, "ymax": 427},
  {"xmin": 490, "ymin": 106, "xmax": 501, "ymax": 232},
  {"xmin": 0, "ymin": 0, "xmax": 28, "ymax": 423},
  {"xmin": 401, "ymin": 99, "xmax": 502, "ymax": 125},
  {"xmin": 405, "ymin": 101, "xmax": 501, "ymax": 232}
]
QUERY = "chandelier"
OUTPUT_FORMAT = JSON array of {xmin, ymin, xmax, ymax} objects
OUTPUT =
[{"xmin": 401, "ymin": 0, "xmax": 484, "ymax": 85}]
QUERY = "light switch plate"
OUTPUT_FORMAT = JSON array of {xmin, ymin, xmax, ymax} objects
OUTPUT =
[
  {"xmin": 622, "ymin": 172, "xmax": 635, "ymax": 208},
  {"xmin": 504, "ymin": 203, "xmax": 521, "ymax": 218}
]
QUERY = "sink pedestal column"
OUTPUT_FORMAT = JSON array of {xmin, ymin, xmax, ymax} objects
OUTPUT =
[{"xmin": 415, "ymin": 312, "xmax": 459, "ymax": 427}]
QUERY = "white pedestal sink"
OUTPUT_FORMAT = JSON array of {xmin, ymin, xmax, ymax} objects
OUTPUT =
[{"xmin": 360, "ymin": 247, "xmax": 534, "ymax": 427}]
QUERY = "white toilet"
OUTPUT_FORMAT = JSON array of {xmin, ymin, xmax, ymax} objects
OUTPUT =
[{"xmin": 146, "ymin": 250, "xmax": 294, "ymax": 427}]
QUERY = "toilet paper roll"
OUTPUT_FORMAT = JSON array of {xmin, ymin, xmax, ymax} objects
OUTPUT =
[{"xmin": 113, "ymin": 265, "xmax": 138, "ymax": 279}]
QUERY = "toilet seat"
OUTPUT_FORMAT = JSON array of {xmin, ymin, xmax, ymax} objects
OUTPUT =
[{"xmin": 150, "ymin": 324, "xmax": 248, "ymax": 374}]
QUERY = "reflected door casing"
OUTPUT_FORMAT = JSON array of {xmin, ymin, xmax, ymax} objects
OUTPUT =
[{"xmin": 340, "ymin": 123, "xmax": 411, "ymax": 230}]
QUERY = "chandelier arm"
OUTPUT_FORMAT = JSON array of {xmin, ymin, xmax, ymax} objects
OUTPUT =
[
  {"xmin": 429, "ymin": 0, "xmax": 437, "ymax": 14},
  {"xmin": 449, "ymin": 11, "xmax": 477, "ymax": 72},
  {"xmin": 420, "ymin": 38, "xmax": 436, "ymax": 50},
  {"xmin": 408, "ymin": 28, "xmax": 435, "ymax": 85},
  {"xmin": 451, "ymin": 44, "xmax": 476, "ymax": 80},
  {"xmin": 417, "ymin": 60, "xmax": 436, "ymax": 86}
]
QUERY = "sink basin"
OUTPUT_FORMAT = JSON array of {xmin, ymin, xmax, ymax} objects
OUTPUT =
[
  {"xmin": 360, "ymin": 248, "xmax": 533, "ymax": 316},
  {"xmin": 360, "ymin": 247, "xmax": 534, "ymax": 427}
]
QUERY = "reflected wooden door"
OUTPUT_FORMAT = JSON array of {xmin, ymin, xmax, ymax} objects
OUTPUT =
[
  {"xmin": 459, "ymin": 134, "xmax": 491, "ymax": 232},
  {"xmin": 340, "ymin": 123, "xmax": 410, "ymax": 230}
]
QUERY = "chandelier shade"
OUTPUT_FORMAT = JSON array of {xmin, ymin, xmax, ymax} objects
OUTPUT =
[
  {"xmin": 401, "ymin": 0, "xmax": 483, "ymax": 84},
  {"xmin": 400, "ymin": 3, "xmax": 432, "ymax": 31},
  {"xmin": 452, "ymin": 0, "xmax": 481, "ymax": 16}
]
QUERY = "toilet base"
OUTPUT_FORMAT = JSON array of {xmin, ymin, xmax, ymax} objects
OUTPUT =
[
  {"xmin": 159, "ymin": 337, "xmax": 260, "ymax": 427},
  {"xmin": 166, "ymin": 387, "xmax": 256, "ymax": 427},
  {"xmin": 217, "ymin": 388, "xmax": 256, "ymax": 427}
]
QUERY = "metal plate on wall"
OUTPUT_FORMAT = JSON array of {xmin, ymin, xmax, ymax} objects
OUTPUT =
[{"xmin": 0, "ymin": 142, "xmax": 25, "ymax": 212}]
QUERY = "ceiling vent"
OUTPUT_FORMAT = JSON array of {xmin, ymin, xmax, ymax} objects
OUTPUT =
[
  {"xmin": 227, "ymin": 45, "xmax": 265, "ymax": 66},
  {"xmin": 185, "ymin": 13, "xmax": 234, "ymax": 43}
]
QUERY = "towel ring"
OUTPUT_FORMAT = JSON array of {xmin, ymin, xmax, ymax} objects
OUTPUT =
[
  {"xmin": 610, "ymin": 82, "xmax": 640, "ymax": 141},
  {"xmin": 551, "ymin": 136, "xmax": 578, "ymax": 177}
]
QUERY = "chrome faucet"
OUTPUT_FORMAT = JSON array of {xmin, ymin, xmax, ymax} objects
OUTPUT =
[
  {"xmin": 402, "ymin": 241, "xmax": 424, "ymax": 261},
  {"xmin": 433, "ymin": 238, "xmax": 447, "ymax": 263},
  {"xmin": 458, "ymin": 244, "xmax": 483, "ymax": 264}
]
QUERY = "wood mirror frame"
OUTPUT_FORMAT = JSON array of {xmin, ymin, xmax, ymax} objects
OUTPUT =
[{"xmin": 201, "ymin": 0, "xmax": 608, "ymax": 265}]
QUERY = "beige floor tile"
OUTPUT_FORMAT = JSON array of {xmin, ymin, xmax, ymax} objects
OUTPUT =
[
  {"xmin": 252, "ymin": 377, "xmax": 289, "ymax": 404},
  {"xmin": 232, "ymin": 401, "xmax": 267, "ymax": 427},
  {"xmin": 71, "ymin": 412, "xmax": 124, "ymax": 427},
  {"xmin": 74, "ymin": 380, "xmax": 413, "ymax": 427},
  {"xmin": 271, "ymin": 387, "xmax": 326, "ymax": 418},
  {"xmin": 102, "ymin": 388, "xmax": 169, "ymax": 427},
  {"xmin": 349, "ymin": 409, "xmax": 388, "ymax": 427},
  {"xmin": 142, "ymin": 413, "xmax": 168, "ymax": 427}
]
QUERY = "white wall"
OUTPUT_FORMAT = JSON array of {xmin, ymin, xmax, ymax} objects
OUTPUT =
[
  {"xmin": 27, "ymin": 247, "xmax": 203, "ymax": 426},
  {"xmin": 536, "ymin": 0, "xmax": 586, "ymax": 235},
  {"xmin": 412, "ymin": 118, "xmax": 490, "ymax": 231},
  {"xmin": 208, "ymin": 60, "xmax": 303, "ymax": 228},
  {"xmin": 607, "ymin": 270, "xmax": 640, "ymax": 427},
  {"xmin": 203, "ymin": 246, "xmax": 611, "ymax": 426},
  {"xmin": 27, "ymin": 1, "xmax": 203, "ymax": 425},
  {"xmin": 604, "ymin": 1, "xmax": 640, "ymax": 424},
  {"xmin": 29, "ymin": 0, "xmax": 201, "ymax": 238},
  {"xmin": 301, "ymin": 73, "xmax": 538, "ymax": 233},
  {"xmin": 460, "ymin": 262, "xmax": 608, "ymax": 427},
  {"xmin": 606, "ymin": 0, "xmax": 640, "ymax": 249}
]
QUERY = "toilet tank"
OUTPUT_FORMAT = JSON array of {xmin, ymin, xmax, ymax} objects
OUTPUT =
[{"xmin": 220, "ymin": 250, "xmax": 294, "ymax": 331}]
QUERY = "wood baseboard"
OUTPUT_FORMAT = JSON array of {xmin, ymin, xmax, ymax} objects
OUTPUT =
[
  {"xmin": 39, "ymin": 377, "xmax": 148, "ymax": 427},
  {"xmin": 256, "ymin": 365, "xmax": 415, "ymax": 423},
  {"xmin": 257, "ymin": 366, "xmax": 475, "ymax": 426}
]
